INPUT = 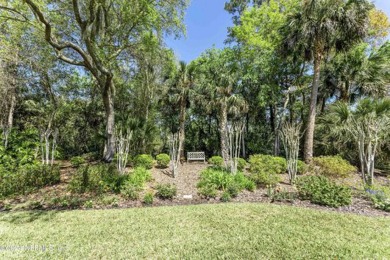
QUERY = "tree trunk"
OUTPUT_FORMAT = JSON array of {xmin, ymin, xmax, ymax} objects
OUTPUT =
[
  {"xmin": 102, "ymin": 77, "xmax": 116, "ymax": 162},
  {"xmin": 270, "ymin": 104, "xmax": 280, "ymax": 156},
  {"xmin": 340, "ymin": 81, "xmax": 350, "ymax": 103},
  {"xmin": 4, "ymin": 93, "xmax": 16, "ymax": 148},
  {"xmin": 177, "ymin": 95, "xmax": 186, "ymax": 162},
  {"xmin": 219, "ymin": 102, "xmax": 229, "ymax": 161},
  {"xmin": 304, "ymin": 51, "xmax": 322, "ymax": 163}
]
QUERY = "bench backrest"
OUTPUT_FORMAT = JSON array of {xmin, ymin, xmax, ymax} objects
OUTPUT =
[{"xmin": 187, "ymin": 152, "xmax": 205, "ymax": 160}]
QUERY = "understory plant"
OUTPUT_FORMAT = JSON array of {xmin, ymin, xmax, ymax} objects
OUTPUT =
[
  {"xmin": 134, "ymin": 154, "xmax": 154, "ymax": 169},
  {"xmin": 69, "ymin": 163, "xmax": 127, "ymax": 194},
  {"xmin": 313, "ymin": 155, "xmax": 356, "ymax": 178},
  {"xmin": 366, "ymin": 185, "xmax": 390, "ymax": 212},
  {"xmin": 156, "ymin": 153, "xmax": 170, "ymax": 168},
  {"xmin": 121, "ymin": 167, "xmax": 152, "ymax": 200},
  {"xmin": 0, "ymin": 164, "xmax": 60, "ymax": 198},
  {"xmin": 156, "ymin": 184, "xmax": 177, "ymax": 200},
  {"xmin": 197, "ymin": 167, "xmax": 255, "ymax": 198},
  {"xmin": 208, "ymin": 156, "xmax": 224, "ymax": 167},
  {"xmin": 296, "ymin": 175, "xmax": 352, "ymax": 207},
  {"xmin": 248, "ymin": 154, "xmax": 285, "ymax": 187},
  {"xmin": 70, "ymin": 156, "xmax": 85, "ymax": 168}
]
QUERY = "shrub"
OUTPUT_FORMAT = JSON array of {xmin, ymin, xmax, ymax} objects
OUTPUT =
[
  {"xmin": 70, "ymin": 156, "xmax": 85, "ymax": 168},
  {"xmin": 99, "ymin": 195, "xmax": 119, "ymax": 207},
  {"xmin": 198, "ymin": 168, "xmax": 232, "ymax": 190},
  {"xmin": 248, "ymin": 154, "xmax": 285, "ymax": 187},
  {"xmin": 127, "ymin": 167, "xmax": 152, "ymax": 187},
  {"xmin": 249, "ymin": 154, "xmax": 287, "ymax": 174},
  {"xmin": 244, "ymin": 180, "xmax": 256, "ymax": 192},
  {"xmin": 81, "ymin": 152, "xmax": 100, "ymax": 162},
  {"xmin": 312, "ymin": 156, "xmax": 356, "ymax": 178},
  {"xmin": 0, "ymin": 164, "xmax": 60, "ymax": 198},
  {"xmin": 221, "ymin": 191, "xmax": 231, "ymax": 202},
  {"xmin": 268, "ymin": 188, "xmax": 298, "ymax": 202},
  {"xmin": 84, "ymin": 200, "xmax": 93, "ymax": 209},
  {"xmin": 22, "ymin": 164, "xmax": 61, "ymax": 188},
  {"xmin": 198, "ymin": 184, "xmax": 218, "ymax": 199},
  {"xmin": 156, "ymin": 184, "xmax": 177, "ymax": 200},
  {"xmin": 233, "ymin": 172, "xmax": 256, "ymax": 192},
  {"xmin": 143, "ymin": 192, "xmax": 154, "ymax": 205},
  {"xmin": 121, "ymin": 183, "xmax": 141, "ymax": 200},
  {"xmin": 49, "ymin": 196, "xmax": 83, "ymax": 209},
  {"xmin": 366, "ymin": 185, "xmax": 390, "ymax": 212},
  {"xmin": 134, "ymin": 154, "xmax": 154, "ymax": 169},
  {"xmin": 237, "ymin": 158, "xmax": 247, "ymax": 171},
  {"xmin": 296, "ymin": 175, "xmax": 352, "ymax": 207},
  {"xmin": 156, "ymin": 153, "xmax": 170, "ymax": 168},
  {"xmin": 120, "ymin": 167, "xmax": 152, "ymax": 199},
  {"xmin": 249, "ymin": 171, "xmax": 281, "ymax": 187},
  {"xmin": 208, "ymin": 156, "xmax": 224, "ymax": 167},
  {"xmin": 227, "ymin": 183, "xmax": 240, "ymax": 198},
  {"xmin": 197, "ymin": 168, "xmax": 255, "ymax": 197},
  {"xmin": 69, "ymin": 163, "xmax": 124, "ymax": 194},
  {"xmin": 297, "ymin": 160, "xmax": 308, "ymax": 175}
]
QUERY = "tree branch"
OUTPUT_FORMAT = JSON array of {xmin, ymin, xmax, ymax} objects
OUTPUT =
[
  {"xmin": 24, "ymin": 0, "xmax": 94, "ymax": 71},
  {"xmin": 72, "ymin": 0, "xmax": 85, "ymax": 30}
]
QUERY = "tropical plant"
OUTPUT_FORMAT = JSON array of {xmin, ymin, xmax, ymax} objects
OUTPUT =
[
  {"xmin": 282, "ymin": 0, "xmax": 372, "ymax": 162},
  {"xmin": 323, "ymin": 98, "xmax": 390, "ymax": 185}
]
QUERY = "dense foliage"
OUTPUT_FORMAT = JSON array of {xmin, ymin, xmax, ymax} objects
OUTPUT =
[
  {"xmin": 120, "ymin": 167, "xmax": 152, "ymax": 200},
  {"xmin": 69, "ymin": 164, "xmax": 126, "ymax": 194},
  {"xmin": 0, "ymin": 164, "xmax": 60, "ymax": 198},
  {"xmin": 197, "ymin": 167, "xmax": 255, "ymax": 199},
  {"xmin": 296, "ymin": 176, "xmax": 352, "ymax": 207},
  {"xmin": 134, "ymin": 154, "xmax": 154, "ymax": 170},
  {"xmin": 156, "ymin": 184, "xmax": 177, "ymax": 200},
  {"xmin": 156, "ymin": 153, "xmax": 171, "ymax": 168},
  {"xmin": 0, "ymin": 0, "xmax": 389, "ymax": 216},
  {"xmin": 208, "ymin": 156, "xmax": 224, "ymax": 167},
  {"xmin": 312, "ymin": 156, "xmax": 356, "ymax": 178}
]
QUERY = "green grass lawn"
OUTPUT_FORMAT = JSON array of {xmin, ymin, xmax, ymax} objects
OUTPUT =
[{"xmin": 0, "ymin": 203, "xmax": 389, "ymax": 259}]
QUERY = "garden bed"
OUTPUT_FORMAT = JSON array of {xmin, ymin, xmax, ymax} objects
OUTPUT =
[{"xmin": 0, "ymin": 161, "xmax": 389, "ymax": 217}]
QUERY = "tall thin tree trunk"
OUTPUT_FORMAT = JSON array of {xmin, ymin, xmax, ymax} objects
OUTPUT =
[
  {"xmin": 103, "ymin": 77, "xmax": 116, "ymax": 162},
  {"xmin": 220, "ymin": 102, "xmax": 229, "ymax": 161},
  {"xmin": 340, "ymin": 81, "xmax": 350, "ymax": 103},
  {"xmin": 4, "ymin": 94, "xmax": 16, "ymax": 148},
  {"xmin": 304, "ymin": 51, "xmax": 322, "ymax": 163},
  {"xmin": 177, "ymin": 96, "xmax": 186, "ymax": 162},
  {"xmin": 270, "ymin": 104, "xmax": 280, "ymax": 156}
]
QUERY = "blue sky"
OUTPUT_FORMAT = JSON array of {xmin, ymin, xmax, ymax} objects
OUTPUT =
[{"xmin": 166, "ymin": 0, "xmax": 390, "ymax": 63}]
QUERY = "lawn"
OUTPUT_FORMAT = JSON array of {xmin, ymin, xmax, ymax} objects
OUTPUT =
[{"xmin": 0, "ymin": 203, "xmax": 389, "ymax": 259}]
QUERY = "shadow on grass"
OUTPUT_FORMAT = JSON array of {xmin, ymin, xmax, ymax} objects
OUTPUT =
[{"xmin": 0, "ymin": 210, "xmax": 59, "ymax": 224}]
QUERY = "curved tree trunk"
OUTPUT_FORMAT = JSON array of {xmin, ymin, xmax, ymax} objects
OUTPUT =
[
  {"xmin": 304, "ymin": 51, "xmax": 322, "ymax": 163},
  {"xmin": 102, "ymin": 77, "xmax": 116, "ymax": 162},
  {"xmin": 219, "ymin": 102, "xmax": 229, "ymax": 161}
]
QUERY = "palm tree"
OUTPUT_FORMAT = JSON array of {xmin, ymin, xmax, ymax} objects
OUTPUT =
[
  {"xmin": 323, "ymin": 98, "xmax": 390, "ymax": 185},
  {"xmin": 282, "ymin": 0, "xmax": 372, "ymax": 163},
  {"xmin": 323, "ymin": 42, "xmax": 390, "ymax": 103},
  {"xmin": 175, "ymin": 61, "xmax": 195, "ymax": 161},
  {"xmin": 193, "ymin": 48, "xmax": 248, "ymax": 161}
]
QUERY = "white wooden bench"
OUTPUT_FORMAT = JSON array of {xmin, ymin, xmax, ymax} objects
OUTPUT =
[{"xmin": 187, "ymin": 152, "xmax": 206, "ymax": 163}]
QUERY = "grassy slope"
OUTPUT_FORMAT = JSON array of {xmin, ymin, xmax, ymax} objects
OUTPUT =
[{"xmin": 0, "ymin": 203, "xmax": 389, "ymax": 259}]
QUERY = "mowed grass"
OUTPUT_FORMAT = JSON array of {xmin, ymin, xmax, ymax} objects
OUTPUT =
[{"xmin": 0, "ymin": 203, "xmax": 389, "ymax": 259}]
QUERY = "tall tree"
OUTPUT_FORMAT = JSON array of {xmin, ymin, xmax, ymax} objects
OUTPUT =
[
  {"xmin": 0, "ymin": 0, "xmax": 187, "ymax": 162},
  {"xmin": 282, "ymin": 0, "xmax": 372, "ymax": 162},
  {"xmin": 169, "ymin": 61, "xmax": 195, "ymax": 161},
  {"xmin": 193, "ymin": 48, "xmax": 247, "ymax": 161}
]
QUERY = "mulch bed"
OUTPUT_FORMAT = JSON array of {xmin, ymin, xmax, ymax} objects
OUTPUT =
[{"xmin": 1, "ymin": 162, "xmax": 389, "ymax": 217}]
